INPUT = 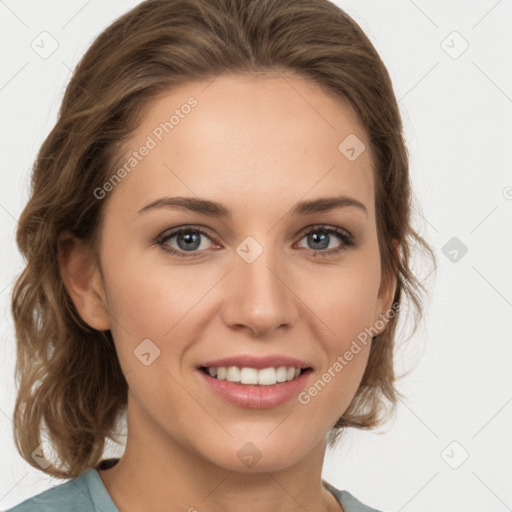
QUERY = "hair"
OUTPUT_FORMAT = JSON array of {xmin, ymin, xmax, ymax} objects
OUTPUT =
[{"xmin": 11, "ymin": 0, "xmax": 435, "ymax": 479}]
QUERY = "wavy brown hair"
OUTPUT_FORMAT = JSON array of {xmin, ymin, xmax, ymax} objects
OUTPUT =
[{"xmin": 11, "ymin": 0, "xmax": 435, "ymax": 478}]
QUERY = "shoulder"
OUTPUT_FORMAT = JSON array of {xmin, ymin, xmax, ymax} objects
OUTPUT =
[
  {"xmin": 4, "ymin": 468, "xmax": 115, "ymax": 512},
  {"xmin": 322, "ymin": 479, "xmax": 385, "ymax": 512}
]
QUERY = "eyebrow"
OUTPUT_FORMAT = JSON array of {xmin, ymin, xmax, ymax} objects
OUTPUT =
[{"xmin": 137, "ymin": 194, "xmax": 368, "ymax": 218}]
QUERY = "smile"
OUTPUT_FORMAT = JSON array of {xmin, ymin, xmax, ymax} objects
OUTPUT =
[
  {"xmin": 197, "ymin": 366, "xmax": 314, "ymax": 409},
  {"xmin": 200, "ymin": 365, "xmax": 310, "ymax": 386}
]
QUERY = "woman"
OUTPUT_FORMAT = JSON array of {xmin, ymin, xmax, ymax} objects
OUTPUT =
[{"xmin": 8, "ymin": 0, "xmax": 433, "ymax": 510}]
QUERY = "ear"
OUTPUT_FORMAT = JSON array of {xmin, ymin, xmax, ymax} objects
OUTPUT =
[
  {"xmin": 374, "ymin": 238, "xmax": 400, "ymax": 334},
  {"xmin": 57, "ymin": 232, "xmax": 111, "ymax": 331}
]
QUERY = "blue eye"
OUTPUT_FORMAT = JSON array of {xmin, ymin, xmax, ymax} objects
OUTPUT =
[
  {"xmin": 156, "ymin": 224, "xmax": 355, "ymax": 258},
  {"xmin": 156, "ymin": 226, "xmax": 215, "ymax": 257},
  {"xmin": 296, "ymin": 225, "xmax": 355, "ymax": 257}
]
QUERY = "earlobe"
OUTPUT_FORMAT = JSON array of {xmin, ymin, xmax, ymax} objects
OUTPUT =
[{"xmin": 57, "ymin": 232, "xmax": 111, "ymax": 331}]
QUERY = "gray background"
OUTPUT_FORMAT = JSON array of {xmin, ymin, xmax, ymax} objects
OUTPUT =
[{"xmin": 1, "ymin": 1, "xmax": 511, "ymax": 510}]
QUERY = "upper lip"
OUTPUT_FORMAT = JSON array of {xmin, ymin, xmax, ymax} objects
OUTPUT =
[{"xmin": 199, "ymin": 354, "xmax": 312, "ymax": 370}]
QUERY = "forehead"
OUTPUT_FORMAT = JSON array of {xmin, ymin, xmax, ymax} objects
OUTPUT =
[{"xmin": 106, "ymin": 73, "xmax": 374, "ymax": 220}]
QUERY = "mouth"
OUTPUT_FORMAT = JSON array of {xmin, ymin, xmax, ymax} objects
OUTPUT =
[{"xmin": 199, "ymin": 365, "xmax": 313, "ymax": 386}]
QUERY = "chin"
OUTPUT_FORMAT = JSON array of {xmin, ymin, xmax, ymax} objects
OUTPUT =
[{"xmin": 199, "ymin": 430, "xmax": 318, "ymax": 473}]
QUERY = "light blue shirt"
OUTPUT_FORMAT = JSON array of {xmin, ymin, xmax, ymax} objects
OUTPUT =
[{"xmin": 5, "ymin": 463, "xmax": 383, "ymax": 512}]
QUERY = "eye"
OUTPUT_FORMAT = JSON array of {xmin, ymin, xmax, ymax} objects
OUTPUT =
[
  {"xmin": 295, "ymin": 225, "xmax": 355, "ymax": 257},
  {"xmin": 156, "ymin": 226, "xmax": 217, "ymax": 257}
]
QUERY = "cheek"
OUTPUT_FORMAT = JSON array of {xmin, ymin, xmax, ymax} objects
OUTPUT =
[
  {"xmin": 302, "ymin": 251, "xmax": 382, "ymax": 342},
  {"xmin": 296, "ymin": 272, "xmax": 377, "ymax": 422},
  {"xmin": 296, "ymin": 250, "xmax": 380, "ymax": 403},
  {"xmin": 108, "ymin": 270, "xmax": 168, "ymax": 330},
  {"xmin": 101, "ymin": 245, "xmax": 226, "ymax": 375}
]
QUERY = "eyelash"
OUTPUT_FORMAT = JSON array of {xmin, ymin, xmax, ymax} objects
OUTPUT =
[{"xmin": 155, "ymin": 224, "xmax": 355, "ymax": 259}]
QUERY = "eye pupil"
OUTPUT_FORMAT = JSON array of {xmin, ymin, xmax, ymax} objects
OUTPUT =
[
  {"xmin": 178, "ymin": 231, "xmax": 201, "ymax": 251},
  {"xmin": 308, "ymin": 231, "xmax": 329, "ymax": 250}
]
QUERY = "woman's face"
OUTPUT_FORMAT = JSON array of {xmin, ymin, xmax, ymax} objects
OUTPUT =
[{"xmin": 95, "ymin": 73, "xmax": 394, "ymax": 471}]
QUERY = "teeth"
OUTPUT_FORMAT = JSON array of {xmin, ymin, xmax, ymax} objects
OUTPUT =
[
  {"xmin": 226, "ymin": 366, "xmax": 240, "ymax": 382},
  {"xmin": 257, "ymin": 367, "xmax": 275, "ymax": 385},
  {"xmin": 241, "ymin": 367, "xmax": 258, "ymax": 384},
  {"xmin": 276, "ymin": 366, "xmax": 287, "ymax": 382},
  {"xmin": 205, "ymin": 365, "xmax": 304, "ymax": 385}
]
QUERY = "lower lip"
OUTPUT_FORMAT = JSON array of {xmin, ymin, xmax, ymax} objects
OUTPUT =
[{"xmin": 197, "ymin": 369, "xmax": 312, "ymax": 409}]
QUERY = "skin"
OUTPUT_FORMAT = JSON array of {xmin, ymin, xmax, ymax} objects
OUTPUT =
[{"xmin": 59, "ymin": 72, "xmax": 396, "ymax": 512}]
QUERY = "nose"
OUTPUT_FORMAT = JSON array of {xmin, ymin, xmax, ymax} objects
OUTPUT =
[{"xmin": 220, "ymin": 246, "xmax": 298, "ymax": 337}]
